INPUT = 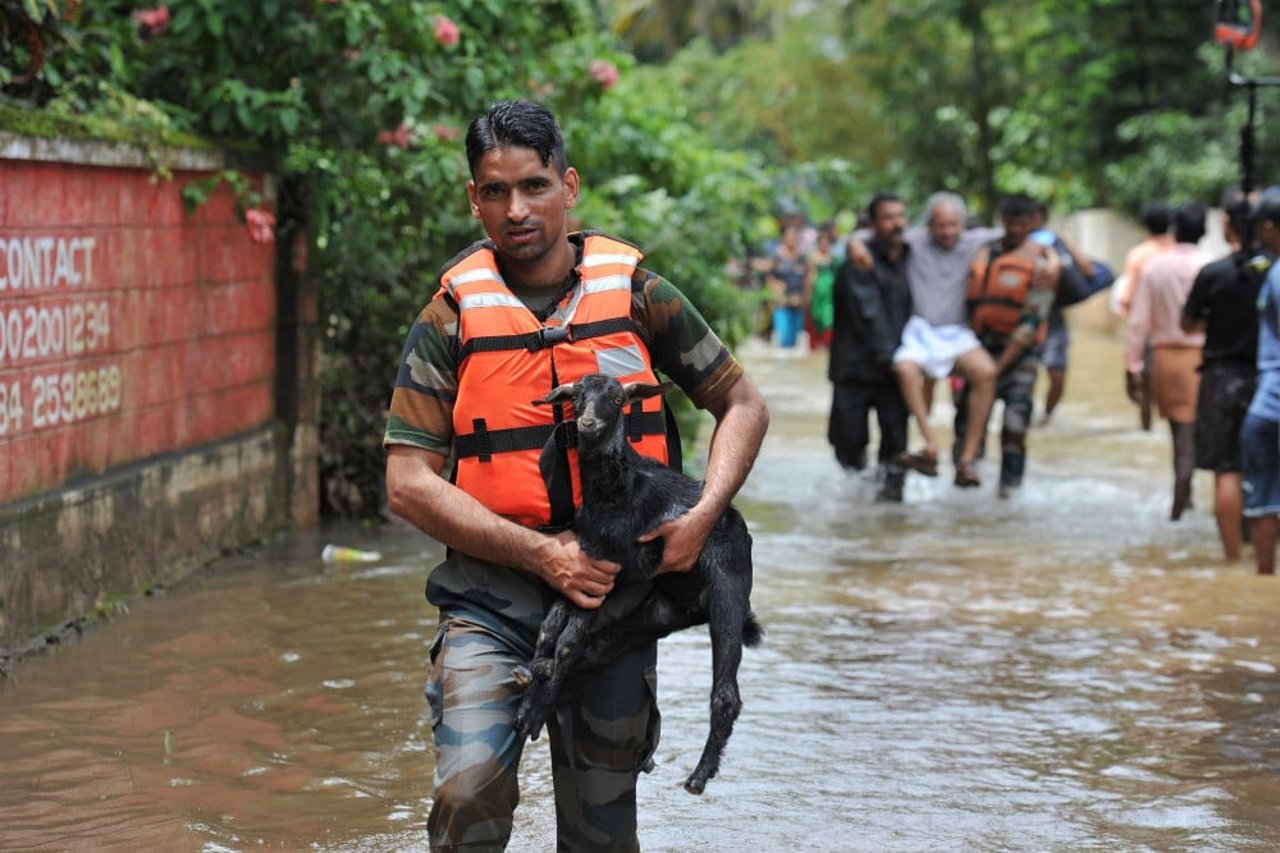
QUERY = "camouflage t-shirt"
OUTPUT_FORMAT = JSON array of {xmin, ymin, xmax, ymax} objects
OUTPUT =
[{"xmin": 383, "ymin": 234, "xmax": 744, "ymax": 635}]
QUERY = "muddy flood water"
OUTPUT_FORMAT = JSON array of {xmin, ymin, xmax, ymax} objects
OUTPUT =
[{"xmin": 3, "ymin": 324, "xmax": 1280, "ymax": 852}]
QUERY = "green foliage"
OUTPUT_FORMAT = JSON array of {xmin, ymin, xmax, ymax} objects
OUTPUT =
[
  {"xmin": 565, "ymin": 66, "xmax": 775, "ymax": 343},
  {"xmin": 180, "ymin": 168, "xmax": 260, "ymax": 215},
  {"xmin": 610, "ymin": 0, "xmax": 1280, "ymax": 220}
]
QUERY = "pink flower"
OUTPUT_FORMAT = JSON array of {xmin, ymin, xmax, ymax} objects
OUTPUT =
[
  {"xmin": 377, "ymin": 124, "xmax": 412, "ymax": 148},
  {"xmin": 343, "ymin": 49, "xmax": 362, "ymax": 61},
  {"xmin": 528, "ymin": 79, "xmax": 555, "ymax": 99},
  {"xmin": 246, "ymin": 209, "xmax": 276, "ymax": 244},
  {"xmin": 133, "ymin": 6, "xmax": 170, "ymax": 35},
  {"xmin": 433, "ymin": 15, "xmax": 460, "ymax": 47},
  {"xmin": 588, "ymin": 59, "xmax": 619, "ymax": 90},
  {"xmin": 430, "ymin": 123, "xmax": 459, "ymax": 141}
]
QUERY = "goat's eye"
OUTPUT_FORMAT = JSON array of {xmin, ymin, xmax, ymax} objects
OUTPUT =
[{"xmin": 610, "ymin": 394, "xmax": 623, "ymax": 406}]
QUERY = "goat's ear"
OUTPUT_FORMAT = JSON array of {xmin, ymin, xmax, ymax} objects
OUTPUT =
[
  {"xmin": 533, "ymin": 383, "xmax": 577, "ymax": 406},
  {"xmin": 621, "ymin": 381, "xmax": 673, "ymax": 405}
]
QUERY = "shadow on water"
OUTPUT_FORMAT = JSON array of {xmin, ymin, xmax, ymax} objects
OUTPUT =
[{"xmin": 3, "ymin": 326, "xmax": 1280, "ymax": 851}]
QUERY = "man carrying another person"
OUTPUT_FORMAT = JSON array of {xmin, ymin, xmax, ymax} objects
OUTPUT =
[
  {"xmin": 954, "ymin": 193, "xmax": 1061, "ymax": 496},
  {"xmin": 828, "ymin": 191, "xmax": 913, "ymax": 502}
]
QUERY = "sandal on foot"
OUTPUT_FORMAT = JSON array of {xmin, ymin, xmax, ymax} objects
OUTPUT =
[
  {"xmin": 896, "ymin": 449, "xmax": 939, "ymax": 477},
  {"xmin": 954, "ymin": 463, "xmax": 980, "ymax": 488}
]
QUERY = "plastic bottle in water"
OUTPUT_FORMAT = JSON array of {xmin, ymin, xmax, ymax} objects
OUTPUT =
[{"xmin": 321, "ymin": 544, "xmax": 383, "ymax": 563}]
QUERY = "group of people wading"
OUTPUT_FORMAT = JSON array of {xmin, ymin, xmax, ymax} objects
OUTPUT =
[
  {"xmin": 818, "ymin": 190, "xmax": 1103, "ymax": 503},
  {"xmin": 808, "ymin": 186, "xmax": 1278, "ymax": 576}
]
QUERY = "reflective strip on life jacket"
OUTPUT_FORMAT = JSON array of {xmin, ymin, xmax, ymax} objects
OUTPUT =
[{"xmin": 438, "ymin": 233, "xmax": 670, "ymax": 529}]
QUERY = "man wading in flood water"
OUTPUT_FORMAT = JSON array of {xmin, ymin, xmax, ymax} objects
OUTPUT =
[{"xmin": 382, "ymin": 100, "xmax": 769, "ymax": 851}]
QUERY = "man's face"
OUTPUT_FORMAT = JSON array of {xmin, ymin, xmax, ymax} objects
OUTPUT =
[
  {"xmin": 1002, "ymin": 212, "xmax": 1036, "ymax": 247},
  {"xmin": 927, "ymin": 205, "xmax": 963, "ymax": 250},
  {"xmin": 1257, "ymin": 218, "xmax": 1280, "ymax": 253},
  {"xmin": 467, "ymin": 145, "xmax": 579, "ymax": 268},
  {"xmin": 872, "ymin": 200, "xmax": 907, "ymax": 246}
]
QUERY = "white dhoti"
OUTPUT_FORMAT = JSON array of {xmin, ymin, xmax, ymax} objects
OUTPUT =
[{"xmin": 891, "ymin": 316, "xmax": 983, "ymax": 379}]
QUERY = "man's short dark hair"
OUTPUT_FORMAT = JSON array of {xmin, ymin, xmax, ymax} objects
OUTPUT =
[
  {"xmin": 998, "ymin": 192, "xmax": 1039, "ymax": 219},
  {"xmin": 867, "ymin": 191, "xmax": 903, "ymax": 221},
  {"xmin": 1140, "ymin": 202, "xmax": 1173, "ymax": 235},
  {"xmin": 1221, "ymin": 185, "xmax": 1252, "ymax": 234},
  {"xmin": 1252, "ymin": 186, "xmax": 1280, "ymax": 227},
  {"xmin": 1173, "ymin": 202, "xmax": 1207, "ymax": 244},
  {"xmin": 465, "ymin": 100, "xmax": 567, "ymax": 177}
]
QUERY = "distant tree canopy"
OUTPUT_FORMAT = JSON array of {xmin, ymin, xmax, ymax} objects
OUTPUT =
[{"xmin": 608, "ymin": 0, "xmax": 1280, "ymax": 217}]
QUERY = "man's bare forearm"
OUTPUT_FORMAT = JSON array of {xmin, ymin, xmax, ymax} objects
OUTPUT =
[
  {"xmin": 386, "ymin": 447, "xmax": 550, "ymax": 574},
  {"xmin": 695, "ymin": 374, "xmax": 770, "ymax": 520}
]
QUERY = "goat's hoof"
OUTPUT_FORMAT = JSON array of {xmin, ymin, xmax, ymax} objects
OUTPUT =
[
  {"xmin": 513, "ymin": 706, "xmax": 545, "ymax": 742},
  {"xmin": 511, "ymin": 665, "xmax": 533, "ymax": 686},
  {"xmin": 682, "ymin": 776, "xmax": 707, "ymax": 795}
]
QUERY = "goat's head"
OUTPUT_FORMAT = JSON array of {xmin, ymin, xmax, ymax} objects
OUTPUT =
[{"xmin": 533, "ymin": 374, "xmax": 671, "ymax": 442}]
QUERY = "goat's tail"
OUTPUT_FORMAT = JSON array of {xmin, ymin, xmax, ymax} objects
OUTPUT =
[{"xmin": 742, "ymin": 612, "xmax": 765, "ymax": 648}]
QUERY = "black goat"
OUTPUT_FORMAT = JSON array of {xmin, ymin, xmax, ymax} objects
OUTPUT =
[{"xmin": 513, "ymin": 373, "xmax": 763, "ymax": 795}]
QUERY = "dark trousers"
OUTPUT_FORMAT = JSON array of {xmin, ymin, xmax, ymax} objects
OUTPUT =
[{"xmin": 829, "ymin": 379, "xmax": 909, "ymax": 470}]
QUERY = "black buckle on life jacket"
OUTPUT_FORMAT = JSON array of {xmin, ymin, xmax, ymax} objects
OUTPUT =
[
  {"xmin": 554, "ymin": 419, "xmax": 578, "ymax": 451},
  {"xmin": 627, "ymin": 401, "xmax": 644, "ymax": 443},
  {"xmin": 471, "ymin": 417, "xmax": 492, "ymax": 462},
  {"xmin": 527, "ymin": 325, "xmax": 571, "ymax": 352}
]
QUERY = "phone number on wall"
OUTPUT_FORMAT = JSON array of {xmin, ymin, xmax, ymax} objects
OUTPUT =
[
  {"xmin": 0, "ymin": 365, "xmax": 123, "ymax": 437},
  {"xmin": 0, "ymin": 301, "xmax": 111, "ymax": 366}
]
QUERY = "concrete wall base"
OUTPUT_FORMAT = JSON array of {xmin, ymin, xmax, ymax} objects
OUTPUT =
[{"xmin": 0, "ymin": 427, "xmax": 290, "ymax": 649}]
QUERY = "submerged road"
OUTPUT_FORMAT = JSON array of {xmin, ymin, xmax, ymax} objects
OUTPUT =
[{"xmin": 2, "ymin": 324, "xmax": 1278, "ymax": 851}]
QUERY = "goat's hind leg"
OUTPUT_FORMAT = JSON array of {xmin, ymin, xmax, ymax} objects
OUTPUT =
[{"xmin": 683, "ymin": 584, "xmax": 750, "ymax": 795}]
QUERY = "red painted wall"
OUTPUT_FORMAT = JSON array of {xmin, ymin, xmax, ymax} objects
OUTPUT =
[{"xmin": 0, "ymin": 159, "xmax": 277, "ymax": 503}]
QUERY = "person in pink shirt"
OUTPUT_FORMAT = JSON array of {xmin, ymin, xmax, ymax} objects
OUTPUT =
[
  {"xmin": 1114, "ymin": 203, "xmax": 1176, "ymax": 430},
  {"xmin": 1124, "ymin": 203, "xmax": 1209, "ymax": 520}
]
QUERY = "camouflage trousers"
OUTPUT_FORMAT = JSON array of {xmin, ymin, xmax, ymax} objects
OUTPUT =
[{"xmin": 425, "ymin": 615, "xmax": 660, "ymax": 852}]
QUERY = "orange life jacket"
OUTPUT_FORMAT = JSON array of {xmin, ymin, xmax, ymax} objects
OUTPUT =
[
  {"xmin": 435, "ymin": 232, "xmax": 669, "ymax": 530},
  {"xmin": 966, "ymin": 240, "xmax": 1045, "ymax": 344}
]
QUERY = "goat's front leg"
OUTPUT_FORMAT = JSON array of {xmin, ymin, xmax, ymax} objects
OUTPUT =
[
  {"xmin": 513, "ymin": 600, "xmax": 573, "ymax": 740},
  {"xmin": 514, "ymin": 598, "xmax": 573, "ymax": 686},
  {"xmin": 514, "ymin": 609, "xmax": 590, "ymax": 741}
]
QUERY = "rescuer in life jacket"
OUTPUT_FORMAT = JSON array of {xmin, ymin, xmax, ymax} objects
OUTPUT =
[
  {"xmin": 955, "ymin": 192, "xmax": 1061, "ymax": 496},
  {"xmin": 382, "ymin": 100, "xmax": 770, "ymax": 851}
]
